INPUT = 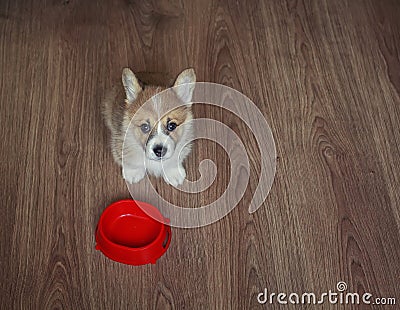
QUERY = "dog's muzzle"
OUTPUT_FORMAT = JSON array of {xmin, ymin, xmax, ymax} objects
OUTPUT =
[{"xmin": 152, "ymin": 144, "xmax": 167, "ymax": 158}]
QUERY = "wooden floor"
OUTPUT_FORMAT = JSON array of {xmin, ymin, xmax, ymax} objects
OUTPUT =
[{"xmin": 1, "ymin": 0, "xmax": 399, "ymax": 309}]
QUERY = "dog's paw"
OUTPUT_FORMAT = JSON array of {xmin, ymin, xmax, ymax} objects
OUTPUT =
[
  {"xmin": 163, "ymin": 166, "xmax": 186, "ymax": 187},
  {"xmin": 123, "ymin": 168, "xmax": 146, "ymax": 184}
]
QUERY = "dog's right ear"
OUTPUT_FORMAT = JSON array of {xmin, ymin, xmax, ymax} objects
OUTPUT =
[{"xmin": 122, "ymin": 68, "xmax": 142, "ymax": 103}]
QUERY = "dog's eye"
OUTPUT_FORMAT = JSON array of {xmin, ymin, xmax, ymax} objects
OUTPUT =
[
  {"xmin": 140, "ymin": 123, "xmax": 150, "ymax": 133},
  {"xmin": 167, "ymin": 122, "xmax": 177, "ymax": 131}
]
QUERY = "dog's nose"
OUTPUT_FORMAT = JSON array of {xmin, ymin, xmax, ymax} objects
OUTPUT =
[{"xmin": 153, "ymin": 145, "xmax": 167, "ymax": 158}]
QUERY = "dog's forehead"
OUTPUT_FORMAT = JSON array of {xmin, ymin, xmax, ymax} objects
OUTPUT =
[
  {"xmin": 161, "ymin": 106, "xmax": 190, "ymax": 123},
  {"xmin": 128, "ymin": 86, "xmax": 184, "ymax": 121},
  {"xmin": 149, "ymin": 89, "xmax": 183, "ymax": 116}
]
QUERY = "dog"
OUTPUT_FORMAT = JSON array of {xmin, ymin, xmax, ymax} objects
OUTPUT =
[{"xmin": 102, "ymin": 68, "xmax": 196, "ymax": 186}]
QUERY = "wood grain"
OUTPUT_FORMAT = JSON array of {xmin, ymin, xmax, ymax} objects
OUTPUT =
[{"xmin": 1, "ymin": 0, "xmax": 399, "ymax": 309}]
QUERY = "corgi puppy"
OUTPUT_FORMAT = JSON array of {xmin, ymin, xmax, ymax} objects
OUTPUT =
[{"xmin": 102, "ymin": 68, "xmax": 196, "ymax": 186}]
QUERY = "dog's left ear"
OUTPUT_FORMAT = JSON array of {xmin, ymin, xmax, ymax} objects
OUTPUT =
[{"xmin": 173, "ymin": 68, "xmax": 196, "ymax": 104}]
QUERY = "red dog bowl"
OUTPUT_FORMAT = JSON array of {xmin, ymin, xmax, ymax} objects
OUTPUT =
[{"xmin": 95, "ymin": 199, "xmax": 171, "ymax": 265}]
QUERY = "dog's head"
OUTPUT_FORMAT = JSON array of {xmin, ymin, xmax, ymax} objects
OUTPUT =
[{"xmin": 122, "ymin": 68, "xmax": 195, "ymax": 161}]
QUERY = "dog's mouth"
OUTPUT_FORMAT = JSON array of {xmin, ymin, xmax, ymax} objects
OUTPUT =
[
  {"xmin": 147, "ymin": 156, "xmax": 163, "ymax": 161},
  {"xmin": 146, "ymin": 154, "xmax": 172, "ymax": 162}
]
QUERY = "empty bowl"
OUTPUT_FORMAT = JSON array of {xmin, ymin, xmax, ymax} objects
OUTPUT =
[{"xmin": 95, "ymin": 199, "xmax": 171, "ymax": 265}]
